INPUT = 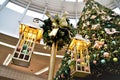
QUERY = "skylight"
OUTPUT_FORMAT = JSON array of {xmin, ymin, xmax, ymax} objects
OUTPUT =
[
  {"xmin": 113, "ymin": 7, "xmax": 120, "ymax": 14},
  {"xmin": 0, "ymin": 0, "xmax": 6, "ymax": 5},
  {"xmin": 65, "ymin": 0, "xmax": 83, "ymax": 2},
  {"xmin": 78, "ymin": 0, "xmax": 84, "ymax": 2},
  {"xmin": 26, "ymin": 10, "xmax": 43, "ymax": 18},
  {"xmin": 65, "ymin": 0, "xmax": 76, "ymax": 2},
  {"xmin": 6, "ymin": 2, "xmax": 25, "ymax": 13},
  {"xmin": 69, "ymin": 19, "xmax": 79, "ymax": 28}
]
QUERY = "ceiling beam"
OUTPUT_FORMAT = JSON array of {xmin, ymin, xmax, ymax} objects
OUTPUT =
[
  {"xmin": 114, "ymin": 0, "xmax": 120, "ymax": 9},
  {"xmin": 60, "ymin": 0, "xmax": 65, "ymax": 16},
  {"xmin": 19, "ymin": 0, "xmax": 31, "ymax": 23},
  {"xmin": 42, "ymin": 0, "xmax": 48, "ymax": 19}
]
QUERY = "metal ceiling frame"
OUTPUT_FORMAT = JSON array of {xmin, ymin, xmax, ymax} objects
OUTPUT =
[{"xmin": 1, "ymin": 0, "xmax": 119, "ymax": 19}]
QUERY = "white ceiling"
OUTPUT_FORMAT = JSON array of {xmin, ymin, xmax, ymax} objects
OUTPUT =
[{"xmin": 10, "ymin": 0, "xmax": 118, "ymax": 18}]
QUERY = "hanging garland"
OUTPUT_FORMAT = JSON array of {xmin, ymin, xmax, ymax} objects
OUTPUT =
[{"xmin": 41, "ymin": 12, "xmax": 75, "ymax": 50}]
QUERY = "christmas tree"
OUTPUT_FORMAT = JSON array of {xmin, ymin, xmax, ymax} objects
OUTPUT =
[{"xmin": 54, "ymin": 0, "xmax": 120, "ymax": 80}]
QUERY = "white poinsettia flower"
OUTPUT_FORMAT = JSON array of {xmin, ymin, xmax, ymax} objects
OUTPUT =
[
  {"xmin": 86, "ymin": 21, "xmax": 90, "ymax": 25},
  {"xmin": 91, "ymin": 15, "xmax": 96, "ymax": 19},
  {"xmin": 107, "ymin": 16, "xmax": 111, "ymax": 20},
  {"xmin": 91, "ymin": 24, "xmax": 101, "ymax": 30},
  {"xmin": 83, "ymin": 23, "xmax": 87, "ymax": 27},
  {"xmin": 104, "ymin": 28, "xmax": 119, "ymax": 35}
]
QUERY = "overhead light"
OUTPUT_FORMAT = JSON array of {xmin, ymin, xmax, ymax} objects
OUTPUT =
[
  {"xmin": 34, "ymin": 67, "xmax": 49, "ymax": 75},
  {"xmin": 33, "ymin": 51, "xmax": 64, "ymax": 58},
  {"xmin": 3, "ymin": 54, "xmax": 12, "ymax": 66},
  {"xmin": 0, "ymin": 41, "xmax": 15, "ymax": 48}
]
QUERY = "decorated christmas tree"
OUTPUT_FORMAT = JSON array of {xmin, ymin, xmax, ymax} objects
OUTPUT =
[{"xmin": 54, "ymin": 0, "xmax": 120, "ymax": 80}]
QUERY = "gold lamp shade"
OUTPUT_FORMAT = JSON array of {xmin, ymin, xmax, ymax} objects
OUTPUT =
[
  {"xmin": 69, "ymin": 38, "xmax": 90, "ymax": 51},
  {"xmin": 19, "ymin": 23, "xmax": 43, "ymax": 43}
]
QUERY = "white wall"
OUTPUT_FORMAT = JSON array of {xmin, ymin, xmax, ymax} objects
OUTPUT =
[{"xmin": 0, "ymin": 7, "xmax": 39, "ymax": 38}]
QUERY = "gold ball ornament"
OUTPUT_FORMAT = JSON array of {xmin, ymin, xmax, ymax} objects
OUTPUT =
[
  {"xmin": 113, "ymin": 57, "xmax": 118, "ymax": 62},
  {"xmin": 100, "ymin": 39, "xmax": 104, "ymax": 42},
  {"xmin": 81, "ymin": 62, "xmax": 87, "ymax": 66}
]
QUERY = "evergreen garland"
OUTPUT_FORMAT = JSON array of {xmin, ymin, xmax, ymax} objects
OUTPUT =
[{"xmin": 41, "ymin": 14, "xmax": 75, "ymax": 50}]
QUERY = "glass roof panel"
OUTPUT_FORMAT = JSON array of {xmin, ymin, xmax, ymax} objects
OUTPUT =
[
  {"xmin": 6, "ymin": 2, "xmax": 25, "ymax": 13},
  {"xmin": 78, "ymin": 0, "xmax": 84, "ymax": 2},
  {"xmin": 26, "ymin": 10, "xmax": 43, "ymax": 18},
  {"xmin": 0, "ymin": 0, "xmax": 6, "ymax": 5},
  {"xmin": 113, "ymin": 7, "xmax": 120, "ymax": 14},
  {"xmin": 65, "ymin": 0, "xmax": 76, "ymax": 2}
]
